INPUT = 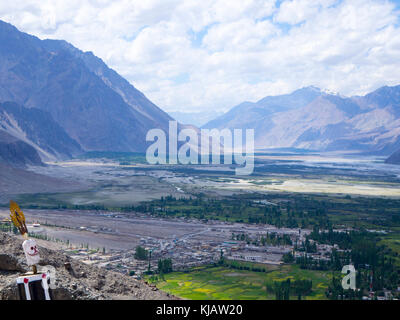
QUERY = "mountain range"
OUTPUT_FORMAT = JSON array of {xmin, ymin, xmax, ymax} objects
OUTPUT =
[
  {"xmin": 386, "ymin": 149, "xmax": 400, "ymax": 164},
  {"xmin": 203, "ymin": 86, "xmax": 400, "ymax": 156},
  {"xmin": 0, "ymin": 20, "xmax": 173, "ymax": 161},
  {"xmin": 0, "ymin": 19, "xmax": 180, "ymax": 200},
  {"xmin": 1, "ymin": 19, "xmax": 400, "ymax": 170}
]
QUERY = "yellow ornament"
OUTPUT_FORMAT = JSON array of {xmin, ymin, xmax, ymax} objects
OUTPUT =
[{"xmin": 9, "ymin": 200, "xmax": 28, "ymax": 235}]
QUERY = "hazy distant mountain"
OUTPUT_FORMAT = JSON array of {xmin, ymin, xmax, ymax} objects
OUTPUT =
[
  {"xmin": 0, "ymin": 20, "xmax": 173, "ymax": 154},
  {"xmin": 203, "ymin": 85, "xmax": 400, "ymax": 155},
  {"xmin": 203, "ymin": 87, "xmax": 323, "ymax": 130},
  {"xmin": 386, "ymin": 149, "xmax": 400, "ymax": 164},
  {"xmin": 170, "ymin": 111, "xmax": 224, "ymax": 127}
]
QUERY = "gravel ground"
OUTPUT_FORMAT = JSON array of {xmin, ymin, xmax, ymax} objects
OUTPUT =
[{"xmin": 0, "ymin": 232, "xmax": 176, "ymax": 300}]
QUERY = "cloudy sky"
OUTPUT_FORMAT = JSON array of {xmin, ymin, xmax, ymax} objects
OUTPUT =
[{"xmin": 1, "ymin": 0, "xmax": 400, "ymax": 113}]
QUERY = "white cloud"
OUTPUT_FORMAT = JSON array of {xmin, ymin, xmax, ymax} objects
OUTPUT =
[
  {"xmin": 0, "ymin": 0, "xmax": 400, "ymax": 114},
  {"xmin": 202, "ymin": 18, "xmax": 278, "ymax": 52},
  {"xmin": 275, "ymin": 0, "xmax": 337, "ymax": 25}
]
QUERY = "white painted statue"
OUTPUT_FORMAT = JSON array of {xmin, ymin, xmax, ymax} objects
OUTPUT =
[{"xmin": 22, "ymin": 239, "xmax": 41, "ymax": 266}]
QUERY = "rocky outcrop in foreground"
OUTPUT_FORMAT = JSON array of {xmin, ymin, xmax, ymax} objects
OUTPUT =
[{"xmin": 0, "ymin": 232, "xmax": 175, "ymax": 300}]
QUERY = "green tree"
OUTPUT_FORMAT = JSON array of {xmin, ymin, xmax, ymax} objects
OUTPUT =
[{"xmin": 134, "ymin": 246, "xmax": 148, "ymax": 260}]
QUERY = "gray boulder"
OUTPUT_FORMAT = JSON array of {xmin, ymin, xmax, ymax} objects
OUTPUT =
[{"xmin": 0, "ymin": 253, "xmax": 25, "ymax": 272}]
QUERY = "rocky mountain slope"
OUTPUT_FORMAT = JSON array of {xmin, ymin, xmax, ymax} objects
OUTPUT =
[
  {"xmin": 0, "ymin": 20, "xmax": 173, "ymax": 154},
  {"xmin": 0, "ymin": 232, "xmax": 175, "ymax": 300},
  {"xmin": 0, "ymin": 100, "xmax": 86, "ymax": 203},
  {"xmin": 0, "ymin": 102, "xmax": 82, "ymax": 161},
  {"xmin": 0, "ymin": 130, "xmax": 43, "ymax": 167},
  {"xmin": 204, "ymin": 85, "xmax": 400, "ymax": 155},
  {"xmin": 41, "ymin": 39, "xmax": 173, "ymax": 128}
]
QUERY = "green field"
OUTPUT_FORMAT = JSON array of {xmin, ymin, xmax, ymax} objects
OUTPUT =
[
  {"xmin": 379, "ymin": 228, "xmax": 400, "ymax": 267},
  {"xmin": 148, "ymin": 264, "xmax": 334, "ymax": 300}
]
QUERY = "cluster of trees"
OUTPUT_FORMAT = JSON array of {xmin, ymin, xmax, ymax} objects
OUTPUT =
[
  {"xmin": 272, "ymin": 279, "xmax": 291, "ymax": 300},
  {"xmin": 282, "ymin": 252, "xmax": 295, "ymax": 263},
  {"xmin": 309, "ymin": 227, "xmax": 376, "ymax": 250},
  {"xmin": 295, "ymin": 250, "xmax": 347, "ymax": 271},
  {"xmin": 17, "ymin": 202, "xmax": 109, "ymax": 211},
  {"xmin": 350, "ymin": 241, "xmax": 399, "ymax": 292},
  {"xmin": 15, "ymin": 192, "xmax": 400, "ymax": 240},
  {"xmin": 295, "ymin": 238, "xmax": 317, "ymax": 253},
  {"xmin": 221, "ymin": 259, "xmax": 272, "ymax": 273},
  {"xmin": 128, "ymin": 194, "xmax": 335, "ymax": 230},
  {"xmin": 294, "ymin": 230, "xmax": 399, "ymax": 298},
  {"xmin": 267, "ymin": 278, "xmax": 313, "ymax": 300},
  {"xmin": 308, "ymin": 228, "xmax": 399, "ymax": 291},
  {"xmin": 157, "ymin": 258, "xmax": 173, "ymax": 274},
  {"xmin": 231, "ymin": 232, "xmax": 292, "ymax": 246},
  {"xmin": 261, "ymin": 233, "xmax": 292, "ymax": 246},
  {"xmin": 14, "ymin": 190, "xmax": 400, "ymax": 234},
  {"xmin": 0, "ymin": 222, "xmax": 16, "ymax": 233},
  {"xmin": 326, "ymin": 275, "xmax": 363, "ymax": 300}
]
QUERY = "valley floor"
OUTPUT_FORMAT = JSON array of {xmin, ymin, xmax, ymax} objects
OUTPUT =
[
  {"xmin": 1, "ymin": 152, "xmax": 399, "ymax": 300},
  {"xmin": 147, "ymin": 264, "xmax": 332, "ymax": 300}
]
